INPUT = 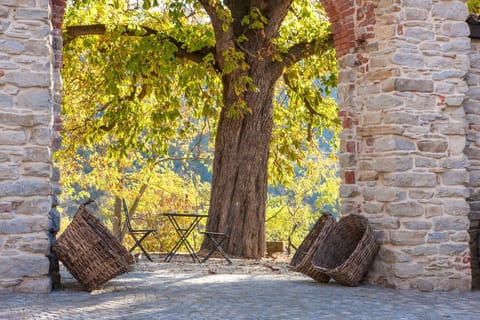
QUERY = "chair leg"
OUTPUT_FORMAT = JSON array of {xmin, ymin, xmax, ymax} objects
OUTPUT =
[
  {"xmin": 201, "ymin": 234, "xmax": 232, "ymax": 264},
  {"xmin": 129, "ymin": 232, "xmax": 153, "ymax": 262}
]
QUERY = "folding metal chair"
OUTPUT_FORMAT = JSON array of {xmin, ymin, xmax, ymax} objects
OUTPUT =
[
  {"xmin": 201, "ymin": 204, "xmax": 240, "ymax": 264},
  {"xmin": 122, "ymin": 199, "xmax": 156, "ymax": 262},
  {"xmin": 201, "ymin": 230, "xmax": 232, "ymax": 264}
]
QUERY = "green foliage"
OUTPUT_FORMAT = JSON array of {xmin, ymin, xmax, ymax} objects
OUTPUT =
[{"xmin": 468, "ymin": 0, "xmax": 480, "ymax": 13}]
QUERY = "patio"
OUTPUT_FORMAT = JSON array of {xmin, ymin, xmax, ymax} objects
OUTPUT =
[{"xmin": 0, "ymin": 256, "xmax": 479, "ymax": 320}]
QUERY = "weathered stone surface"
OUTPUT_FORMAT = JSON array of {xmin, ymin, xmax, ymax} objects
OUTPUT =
[
  {"xmin": 0, "ymin": 130, "xmax": 27, "ymax": 145},
  {"xmin": 5, "ymin": 72, "xmax": 50, "ymax": 87},
  {"xmin": 374, "ymin": 137, "xmax": 416, "ymax": 152},
  {"xmin": 375, "ymin": 189, "xmax": 398, "ymax": 202},
  {"xmin": 426, "ymin": 232, "xmax": 449, "ymax": 243},
  {"xmin": 403, "ymin": 220, "xmax": 432, "ymax": 230},
  {"xmin": 386, "ymin": 202, "xmax": 424, "ymax": 217},
  {"xmin": 0, "ymin": 179, "xmax": 51, "ymax": 197},
  {"xmin": 433, "ymin": 216, "xmax": 469, "ymax": 231},
  {"xmin": 439, "ymin": 244, "xmax": 468, "ymax": 255},
  {"xmin": 440, "ymin": 170, "xmax": 467, "ymax": 185},
  {"xmin": 0, "ymin": 255, "xmax": 49, "ymax": 278},
  {"xmin": 384, "ymin": 172, "xmax": 436, "ymax": 187},
  {"xmin": 0, "ymin": 215, "xmax": 49, "ymax": 234},
  {"xmin": 374, "ymin": 156, "xmax": 412, "ymax": 172},
  {"xmin": 15, "ymin": 89, "xmax": 51, "ymax": 109},
  {"xmin": 393, "ymin": 263, "xmax": 425, "ymax": 279},
  {"xmin": 394, "ymin": 78, "xmax": 433, "ymax": 92},
  {"xmin": 378, "ymin": 247, "xmax": 412, "ymax": 263},
  {"xmin": 390, "ymin": 231, "xmax": 426, "ymax": 245},
  {"xmin": 417, "ymin": 140, "xmax": 448, "ymax": 153},
  {"xmin": 15, "ymin": 9, "xmax": 48, "ymax": 20}
]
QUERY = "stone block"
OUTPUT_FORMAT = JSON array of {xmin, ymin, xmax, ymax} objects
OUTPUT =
[
  {"xmin": 433, "ymin": 216, "xmax": 469, "ymax": 231},
  {"xmin": 0, "ymin": 93, "xmax": 13, "ymax": 108},
  {"xmin": 30, "ymin": 127, "xmax": 51, "ymax": 145},
  {"xmin": 378, "ymin": 247, "xmax": 411, "ymax": 263},
  {"xmin": 417, "ymin": 140, "xmax": 448, "ymax": 153},
  {"xmin": 409, "ymin": 189, "xmax": 434, "ymax": 199},
  {"xmin": 390, "ymin": 230, "xmax": 426, "ymax": 245},
  {"xmin": 13, "ymin": 198, "xmax": 51, "ymax": 215},
  {"xmin": 426, "ymin": 232, "xmax": 449, "ymax": 243},
  {"xmin": 0, "ymin": 255, "xmax": 49, "ymax": 278},
  {"xmin": 0, "ymin": 39, "xmax": 25, "ymax": 55},
  {"xmin": 403, "ymin": 220, "xmax": 432, "ymax": 230},
  {"xmin": 386, "ymin": 201, "xmax": 424, "ymax": 217},
  {"xmin": 376, "ymin": 189, "xmax": 398, "ymax": 202},
  {"xmin": 0, "ymin": 179, "xmax": 51, "ymax": 197},
  {"xmin": 374, "ymin": 137, "xmax": 415, "ymax": 152},
  {"xmin": 23, "ymin": 163, "xmax": 51, "ymax": 177},
  {"xmin": 339, "ymin": 185, "xmax": 359, "ymax": 198},
  {"xmin": 24, "ymin": 40, "xmax": 49, "ymax": 56},
  {"xmin": 374, "ymin": 156, "xmax": 412, "ymax": 172},
  {"xmin": 0, "ymin": 165, "xmax": 19, "ymax": 180},
  {"xmin": 393, "ymin": 263, "xmax": 424, "ymax": 279},
  {"xmin": 0, "ymin": 130, "xmax": 27, "ymax": 145},
  {"xmin": 363, "ymin": 202, "xmax": 383, "ymax": 214},
  {"xmin": 393, "ymin": 50, "xmax": 424, "ymax": 67},
  {"xmin": 405, "ymin": 28, "xmax": 435, "ymax": 41},
  {"xmin": 0, "ymin": 215, "xmax": 49, "ymax": 234},
  {"xmin": 440, "ymin": 169, "xmax": 467, "ymax": 185},
  {"xmin": 24, "ymin": 146, "xmax": 51, "ymax": 162},
  {"xmin": 369, "ymin": 217, "xmax": 400, "ymax": 229},
  {"xmin": 366, "ymin": 94, "xmax": 403, "ymax": 110},
  {"xmin": 402, "ymin": 245, "xmax": 438, "ymax": 256},
  {"xmin": 6, "ymin": 72, "xmax": 50, "ymax": 87},
  {"xmin": 13, "ymin": 276, "xmax": 51, "ymax": 293},
  {"xmin": 433, "ymin": 2, "xmax": 468, "ymax": 21},
  {"xmin": 426, "ymin": 205, "xmax": 444, "ymax": 218},
  {"xmin": 384, "ymin": 112, "xmax": 419, "ymax": 125},
  {"xmin": 15, "ymin": 88, "xmax": 51, "ymax": 110},
  {"xmin": 403, "ymin": 0, "xmax": 432, "ymax": 10},
  {"xmin": 439, "ymin": 243, "xmax": 468, "ymax": 255},
  {"xmin": 394, "ymin": 78, "xmax": 433, "ymax": 92},
  {"xmin": 442, "ymin": 199, "xmax": 470, "ymax": 216},
  {"xmin": 15, "ymin": 8, "xmax": 48, "ymax": 20},
  {"xmin": 405, "ymin": 8, "xmax": 429, "ymax": 21},
  {"xmin": 436, "ymin": 187, "xmax": 468, "ymax": 198},
  {"xmin": 384, "ymin": 172, "xmax": 436, "ymax": 188}
]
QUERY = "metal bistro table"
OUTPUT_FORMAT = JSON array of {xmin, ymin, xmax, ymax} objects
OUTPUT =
[{"xmin": 163, "ymin": 212, "xmax": 208, "ymax": 263}]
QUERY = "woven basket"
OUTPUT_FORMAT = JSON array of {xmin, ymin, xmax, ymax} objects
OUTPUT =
[
  {"xmin": 53, "ymin": 203, "xmax": 134, "ymax": 291},
  {"xmin": 311, "ymin": 214, "xmax": 379, "ymax": 286},
  {"xmin": 290, "ymin": 213, "xmax": 336, "ymax": 282}
]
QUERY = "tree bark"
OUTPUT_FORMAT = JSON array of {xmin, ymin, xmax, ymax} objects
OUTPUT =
[{"xmin": 203, "ymin": 57, "xmax": 284, "ymax": 259}]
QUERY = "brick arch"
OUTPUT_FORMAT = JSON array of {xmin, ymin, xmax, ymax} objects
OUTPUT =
[{"xmin": 319, "ymin": 0, "xmax": 377, "ymax": 57}]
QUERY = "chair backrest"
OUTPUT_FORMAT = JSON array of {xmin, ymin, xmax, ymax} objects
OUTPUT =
[{"xmin": 122, "ymin": 198, "xmax": 133, "ymax": 232}]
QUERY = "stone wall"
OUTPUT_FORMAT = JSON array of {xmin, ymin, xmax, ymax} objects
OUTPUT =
[
  {"xmin": 466, "ymin": 37, "xmax": 480, "ymax": 290},
  {"xmin": 332, "ymin": 0, "xmax": 473, "ymax": 291},
  {"xmin": 0, "ymin": 0, "xmax": 56, "ymax": 293}
]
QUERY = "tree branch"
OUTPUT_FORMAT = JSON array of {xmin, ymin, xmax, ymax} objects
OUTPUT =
[
  {"xmin": 262, "ymin": 0, "xmax": 293, "ymax": 40},
  {"xmin": 64, "ymin": 24, "xmax": 215, "ymax": 66},
  {"xmin": 280, "ymin": 32, "xmax": 334, "ymax": 68},
  {"xmin": 198, "ymin": 0, "xmax": 235, "ymax": 69}
]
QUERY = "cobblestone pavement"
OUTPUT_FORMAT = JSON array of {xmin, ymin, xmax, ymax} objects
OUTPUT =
[{"xmin": 1, "ymin": 258, "xmax": 479, "ymax": 320}]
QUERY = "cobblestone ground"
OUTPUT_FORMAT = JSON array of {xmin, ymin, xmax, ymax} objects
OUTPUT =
[{"xmin": 0, "ymin": 257, "xmax": 479, "ymax": 320}]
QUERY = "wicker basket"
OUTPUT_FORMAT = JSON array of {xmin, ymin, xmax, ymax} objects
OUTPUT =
[
  {"xmin": 53, "ymin": 203, "xmax": 134, "ymax": 291},
  {"xmin": 311, "ymin": 214, "xmax": 379, "ymax": 287},
  {"xmin": 290, "ymin": 213, "xmax": 336, "ymax": 282}
]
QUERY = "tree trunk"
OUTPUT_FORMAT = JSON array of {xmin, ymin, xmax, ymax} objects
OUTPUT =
[{"xmin": 202, "ymin": 59, "xmax": 283, "ymax": 259}]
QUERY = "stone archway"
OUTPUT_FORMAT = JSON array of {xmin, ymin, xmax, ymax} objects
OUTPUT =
[{"xmin": 0, "ymin": 0, "xmax": 477, "ymax": 292}]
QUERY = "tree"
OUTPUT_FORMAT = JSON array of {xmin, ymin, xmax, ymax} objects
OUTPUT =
[{"xmin": 61, "ymin": 0, "xmax": 338, "ymax": 259}]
